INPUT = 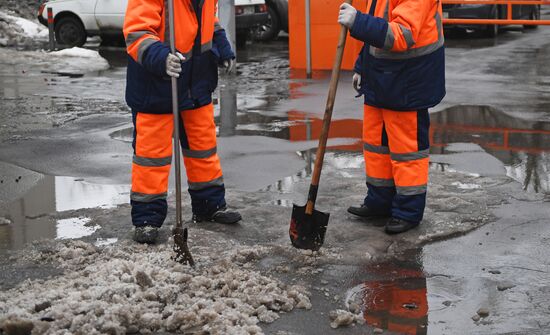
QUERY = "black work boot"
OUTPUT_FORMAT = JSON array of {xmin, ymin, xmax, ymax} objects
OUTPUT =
[
  {"xmin": 385, "ymin": 217, "xmax": 420, "ymax": 235},
  {"xmin": 347, "ymin": 204, "xmax": 391, "ymax": 219},
  {"xmin": 133, "ymin": 226, "xmax": 159, "ymax": 244},
  {"xmin": 193, "ymin": 206, "xmax": 242, "ymax": 225}
]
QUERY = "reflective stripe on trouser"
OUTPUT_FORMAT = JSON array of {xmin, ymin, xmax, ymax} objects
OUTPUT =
[
  {"xmin": 131, "ymin": 103, "xmax": 225, "ymax": 226},
  {"xmin": 363, "ymin": 105, "xmax": 430, "ymax": 223}
]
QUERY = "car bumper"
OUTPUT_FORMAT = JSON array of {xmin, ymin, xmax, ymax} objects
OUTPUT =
[{"xmin": 236, "ymin": 12, "xmax": 269, "ymax": 30}]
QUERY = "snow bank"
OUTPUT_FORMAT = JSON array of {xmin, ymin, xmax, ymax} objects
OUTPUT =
[
  {"xmin": 0, "ymin": 10, "xmax": 47, "ymax": 47},
  {"xmin": 0, "ymin": 239, "xmax": 312, "ymax": 335},
  {"xmin": 49, "ymin": 47, "xmax": 111, "ymax": 72}
]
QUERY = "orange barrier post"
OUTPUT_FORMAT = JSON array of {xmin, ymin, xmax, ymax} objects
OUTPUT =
[{"xmin": 443, "ymin": 0, "xmax": 550, "ymax": 25}]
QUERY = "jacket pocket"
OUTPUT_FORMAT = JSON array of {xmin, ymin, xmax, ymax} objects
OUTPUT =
[{"xmin": 366, "ymin": 57, "xmax": 409, "ymax": 109}]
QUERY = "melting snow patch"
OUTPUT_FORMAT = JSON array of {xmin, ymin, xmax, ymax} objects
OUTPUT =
[
  {"xmin": 55, "ymin": 217, "xmax": 98, "ymax": 240},
  {"xmin": 0, "ymin": 11, "xmax": 48, "ymax": 39},
  {"xmin": 451, "ymin": 181, "xmax": 481, "ymax": 190},
  {"xmin": 0, "ymin": 239, "xmax": 311, "ymax": 334},
  {"xmin": 49, "ymin": 47, "xmax": 110, "ymax": 72},
  {"xmin": 0, "ymin": 216, "xmax": 11, "ymax": 225}
]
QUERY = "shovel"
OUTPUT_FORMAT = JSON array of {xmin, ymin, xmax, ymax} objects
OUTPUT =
[
  {"xmin": 168, "ymin": 0, "xmax": 194, "ymax": 266},
  {"xmin": 289, "ymin": 0, "xmax": 352, "ymax": 251}
]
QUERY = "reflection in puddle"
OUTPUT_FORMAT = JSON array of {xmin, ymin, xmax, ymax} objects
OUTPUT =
[
  {"xmin": 0, "ymin": 173, "xmax": 129, "ymax": 252},
  {"xmin": 431, "ymin": 105, "xmax": 550, "ymax": 193},
  {"xmin": 346, "ymin": 251, "xmax": 428, "ymax": 334},
  {"xmin": 56, "ymin": 217, "xmax": 98, "ymax": 240}
]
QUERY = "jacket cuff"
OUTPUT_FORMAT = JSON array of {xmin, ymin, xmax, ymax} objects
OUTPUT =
[
  {"xmin": 213, "ymin": 28, "xmax": 236, "ymax": 61},
  {"xmin": 141, "ymin": 41, "xmax": 170, "ymax": 77},
  {"xmin": 350, "ymin": 12, "xmax": 388, "ymax": 49}
]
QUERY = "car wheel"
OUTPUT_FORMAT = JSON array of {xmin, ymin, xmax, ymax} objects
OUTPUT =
[
  {"xmin": 524, "ymin": 5, "xmax": 540, "ymax": 30},
  {"xmin": 55, "ymin": 16, "xmax": 87, "ymax": 47},
  {"xmin": 484, "ymin": 6, "xmax": 499, "ymax": 38},
  {"xmin": 253, "ymin": 6, "xmax": 281, "ymax": 42}
]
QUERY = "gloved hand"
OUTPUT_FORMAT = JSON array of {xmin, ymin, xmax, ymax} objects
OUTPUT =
[
  {"xmin": 352, "ymin": 72, "xmax": 361, "ymax": 93},
  {"xmin": 166, "ymin": 52, "xmax": 186, "ymax": 78},
  {"xmin": 221, "ymin": 58, "xmax": 236, "ymax": 74},
  {"xmin": 338, "ymin": 3, "xmax": 357, "ymax": 29}
]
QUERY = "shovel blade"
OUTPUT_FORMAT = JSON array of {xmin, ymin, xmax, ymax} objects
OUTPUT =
[{"xmin": 289, "ymin": 204, "xmax": 329, "ymax": 251}]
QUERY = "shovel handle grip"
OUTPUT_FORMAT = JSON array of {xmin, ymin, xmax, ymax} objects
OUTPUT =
[{"xmin": 306, "ymin": 0, "xmax": 352, "ymax": 215}]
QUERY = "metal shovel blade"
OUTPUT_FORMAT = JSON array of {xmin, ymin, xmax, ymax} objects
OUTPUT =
[
  {"xmin": 173, "ymin": 226, "xmax": 195, "ymax": 266},
  {"xmin": 289, "ymin": 204, "xmax": 329, "ymax": 251}
]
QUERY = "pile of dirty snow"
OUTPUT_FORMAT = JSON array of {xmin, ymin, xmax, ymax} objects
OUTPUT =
[
  {"xmin": 0, "ymin": 47, "xmax": 110, "ymax": 73},
  {"xmin": 0, "ymin": 238, "xmax": 312, "ymax": 334},
  {"xmin": 0, "ymin": 10, "xmax": 47, "ymax": 47}
]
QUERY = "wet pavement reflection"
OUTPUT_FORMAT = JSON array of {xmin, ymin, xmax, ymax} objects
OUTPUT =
[
  {"xmin": 0, "ymin": 173, "xmax": 129, "ymax": 252},
  {"xmin": 346, "ymin": 250, "xmax": 429, "ymax": 334}
]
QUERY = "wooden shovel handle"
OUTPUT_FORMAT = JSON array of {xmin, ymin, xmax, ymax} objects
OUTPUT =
[{"xmin": 305, "ymin": 0, "xmax": 353, "ymax": 215}]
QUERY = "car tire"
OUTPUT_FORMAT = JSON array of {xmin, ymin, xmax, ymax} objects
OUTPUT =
[
  {"xmin": 484, "ymin": 6, "xmax": 499, "ymax": 38},
  {"xmin": 254, "ymin": 5, "xmax": 281, "ymax": 42},
  {"xmin": 524, "ymin": 5, "xmax": 540, "ymax": 30},
  {"xmin": 55, "ymin": 16, "xmax": 87, "ymax": 48}
]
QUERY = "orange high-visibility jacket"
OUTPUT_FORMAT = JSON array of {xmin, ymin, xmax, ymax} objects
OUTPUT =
[
  {"xmin": 124, "ymin": 0, "xmax": 234, "ymax": 113},
  {"xmin": 352, "ymin": 0, "xmax": 446, "ymax": 111}
]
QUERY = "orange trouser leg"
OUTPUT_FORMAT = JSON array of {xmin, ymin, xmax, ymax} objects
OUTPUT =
[
  {"xmin": 362, "ymin": 105, "xmax": 395, "ymax": 214},
  {"xmin": 131, "ymin": 112, "xmax": 173, "ymax": 202},
  {"xmin": 180, "ymin": 103, "xmax": 223, "ymax": 189},
  {"xmin": 383, "ymin": 109, "xmax": 430, "ymax": 222},
  {"xmin": 130, "ymin": 112, "xmax": 173, "ymax": 227}
]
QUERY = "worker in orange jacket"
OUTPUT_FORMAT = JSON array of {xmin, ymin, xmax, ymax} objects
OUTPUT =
[
  {"xmin": 338, "ymin": 0, "xmax": 445, "ymax": 233},
  {"xmin": 124, "ymin": 0, "xmax": 242, "ymax": 243}
]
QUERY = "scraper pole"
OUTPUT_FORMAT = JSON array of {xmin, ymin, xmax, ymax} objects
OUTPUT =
[
  {"xmin": 169, "ymin": 0, "xmax": 194, "ymax": 266},
  {"xmin": 305, "ymin": 0, "xmax": 352, "ymax": 215}
]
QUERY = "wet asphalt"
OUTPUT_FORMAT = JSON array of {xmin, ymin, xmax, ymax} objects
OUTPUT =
[{"xmin": 1, "ymin": 17, "xmax": 550, "ymax": 334}]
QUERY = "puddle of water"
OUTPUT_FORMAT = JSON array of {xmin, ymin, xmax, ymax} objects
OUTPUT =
[
  {"xmin": 345, "ymin": 252, "xmax": 429, "ymax": 334},
  {"xmin": 56, "ymin": 217, "xmax": 98, "ymax": 240},
  {"xmin": 0, "ymin": 169, "xmax": 130, "ymax": 252}
]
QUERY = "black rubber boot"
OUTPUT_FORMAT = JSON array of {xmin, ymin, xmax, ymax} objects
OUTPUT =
[
  {"xmin": 193, "ymin": 206, "xmax": 242, "ymax": 225},
  {"xmin": 385, "ymin": 217, "xmax": 420, "ymax": 235},
  {"xmin": 347, "ymin": 204, "xmax": 391, "ymax": 219},
  {"xmin": 133, "ymin": 226, "xmax": 159, "ymax": 244}
]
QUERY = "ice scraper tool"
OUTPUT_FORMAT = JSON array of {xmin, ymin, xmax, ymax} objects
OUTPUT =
[
  {"xmin": 289, "ymin": 0, "xmax": 353, "ymax": 251},
  {"xmin": 168, "ymin": 0, "xmax": 194, "ymax": 266}
]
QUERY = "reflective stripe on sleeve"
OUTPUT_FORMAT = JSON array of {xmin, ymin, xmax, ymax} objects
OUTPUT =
[{"xmin": 137, "ymin": 38, "xmax": 160, "ymax": 64}]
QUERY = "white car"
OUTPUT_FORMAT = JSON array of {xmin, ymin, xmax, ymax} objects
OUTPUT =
[{"xmin": 38, "ymin": 0, "xmax": 268, "ymax": 47}]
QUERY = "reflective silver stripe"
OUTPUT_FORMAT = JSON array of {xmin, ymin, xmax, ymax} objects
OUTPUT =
[
  {"xmin": 364, "ymin": 142, "xmax": 390, "ymax": 154},
  {"xmin": 370, "ymin": 12, "xmax": 444, "ymax": 60},
  {"xmin": 214, "ymin": 21, "xmax": 223, "ymax": 32},
  {"xmin": 137, "ymin": 38, "xmax": 159, "ymax": 64},
  {"xmin": 181, "ymin": 147, "xmax": 217, "ymax": 159},
  {"xmin": 399, "ymin": 24, "xmax": 415, "ymax": 49},
  {"xmin": 188, "ymin": 176, "xmax": 224, "ymax": 190},
  {"xmin": 390, "ymin": 149, "xmax": 429, "ymax": 162},
  {"xmin": 131, "ymin": 192, "xmax": 167, "ymax": 202},
  {"xmin": 396, "ymin": 185, "xmax": 427, "ymax": 195},
  {"xmin": 367, "ymin": 176, "xmax": 395, "ymax": 187},
  {"xmin": 201, "ymin": 40, "xmax": 213, "ymax": 53},
  {"xmin": 126, "ymin": 31, "xmax": 155, "ymax": 47},
  {"xmin": 133, "ymin": 155, "xmax": 172, "ymax": 167},
  {"xmin": 383, "ymin": 27, "xmax": 395, "ymax": 50}
]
